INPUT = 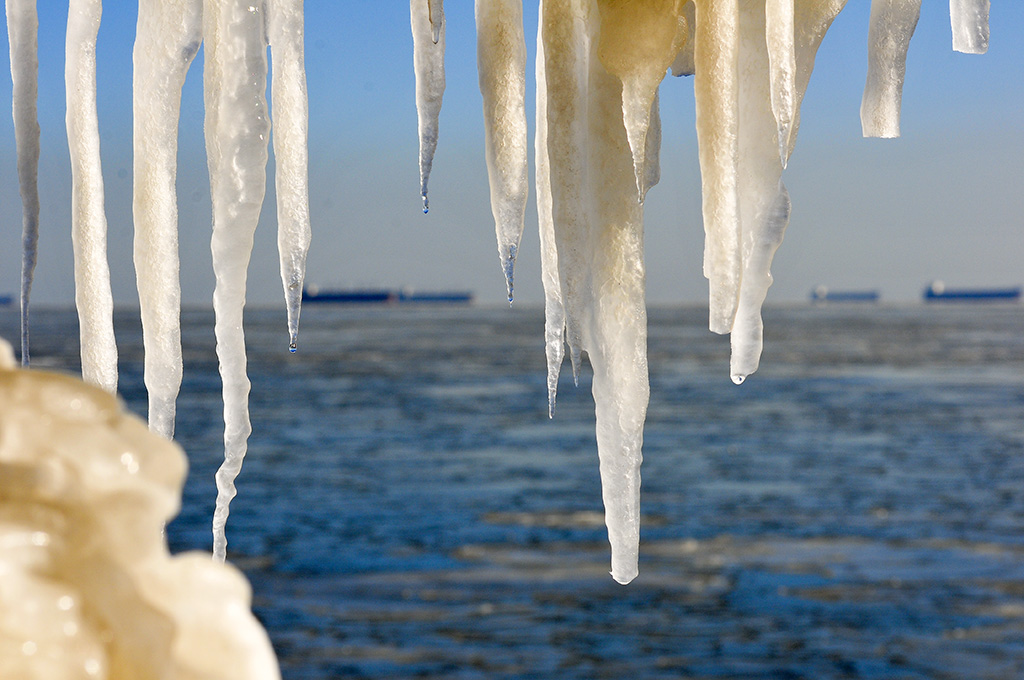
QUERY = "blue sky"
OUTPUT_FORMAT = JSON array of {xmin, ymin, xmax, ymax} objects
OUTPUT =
[{"xmin": 0, "ymin": 2, "xmax": 1022, "ymax": 307}]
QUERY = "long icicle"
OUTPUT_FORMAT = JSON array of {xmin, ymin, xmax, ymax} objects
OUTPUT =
[
  {"xmin": 949, "ymin": 0, "xmax": 988, "ymax": 54},
  {"xmin": 475, "ymin": 0, "xmax": 528, "ymax": 302},
  {"xmin": 411, "ymin": 0, "xmax": 445, "ymax": 213},
  {"xmin": 861, "ymin": 0, "xmax": 921, "ymax": 138},
  {"xmin": 66, "ymin": 0, "xmax": 117, "ymax": 394},
  {"xmin": 267, "ymin": 0, "xmax": 311, "ymax": 351},
  {"xmin": 693, "ymin": 0, "xmax": 741, "ymax": 334},
  {"xmin": 132, "ymin": 0, "xmax": 203, "ymax": 438},
  {"xmin": 204, "ymin": 0, "xmax": 271, "ymax": 562},
  {"xmin": 5, "ymin": 0, "xmax": 39, "ymax": 367}
]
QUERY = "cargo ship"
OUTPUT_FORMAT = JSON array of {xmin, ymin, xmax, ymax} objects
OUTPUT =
[
  {"xmin": 923, "ymin": 281, "xmax": 1021, "ymax": 303},
  {"xmin": 302, "ymin": 286, "xmax": 473, "ymax": 305}
]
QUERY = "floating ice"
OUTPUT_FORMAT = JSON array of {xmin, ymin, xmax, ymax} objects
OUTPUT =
[
  {"xmin": 411, "ymin": 0, "xmax": 446, "ymax": 213},
  {"xmin": 5, "ymin": 0, "xmax": 39, "ymax": 367},
  {"xmin": 66, "ymin": 0, "xmax": 117, "ymax": 394}
]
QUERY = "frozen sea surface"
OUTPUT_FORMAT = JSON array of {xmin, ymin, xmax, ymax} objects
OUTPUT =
[{"xmin": 4, "ymin": 303, "xmax": 1024, "ymax": 679}]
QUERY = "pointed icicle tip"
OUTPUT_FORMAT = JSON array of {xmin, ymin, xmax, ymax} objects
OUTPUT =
[
  {"xmin": 547, "ymin": 391, "xmax": 556, "ymax": 419},
  {"xmin": 731, "ymin": 373, "xmax": 746, "ymax": 385},
  {"xmin": 502, "ymin": 243, "xmax": 517, "ymax": 304},
  {"xmin": 422, "ymin": 193, "xmax": 429, "ymax": 214}
]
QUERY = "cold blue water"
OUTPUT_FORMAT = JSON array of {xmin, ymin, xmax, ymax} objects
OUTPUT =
[{"xmin": 5, "ymin": 303, "xmax": 1024, "ymax": 679}]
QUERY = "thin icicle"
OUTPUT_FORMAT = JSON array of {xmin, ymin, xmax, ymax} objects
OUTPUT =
[
  {"xmin": 475, "ymin": 0, "xmax": 528, "ymax": 303},
  {"xmin": 66, "ymin": 0, "xmax": 117, "ymax": 394},
  {"xmin": 535, "ymin": 16, "xmax": 564, "ymax": 417},
  {"xmin": 595, "ymin": 0, "xmax": 688, "ymax": 201},
  {"xmin": 693, "ymin": 0, "xmax": 741, "ymax": 334},
  {"xmin": 267, "ymin": 0, "xmax": 311, "ymax": 351},
  {"xmin": 204, "ymin": 0, "xmax": 271, "ymax": 562},
  {"xmin": 642, "ymin": 90, "xmax": 661, "ymax": 198},
  {"xmin": 764, "ymin": 0, "xmax": 795, "ymax": 165},
  {"xmin": 540, "ymin": 0, "xmax": 591, "ymax": 383},
  {"xmin": 729, "ymin": 0, "xmax": 790, "ymax": 384},
  {"xmin": 5, "ymin": 0, "xmax": 39, "ymax": 367},
  {"xmin": 861, "ymin": 0, "xmax": 921, "ymax": 138},
  {"xmin": 411, "ymin": 0, "xmax": 445, "ymax": 212},
  {"xmin": 949, "ymin": 0, "xmax": 988, "ymax": 54},
  {"xmin": 133, "ymin": 0, "xmax": 202, "ymax": 439}
]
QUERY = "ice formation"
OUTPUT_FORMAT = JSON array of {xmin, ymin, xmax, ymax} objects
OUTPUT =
[
  {"xmin": 0, "ymin": 337, "xmax": 280, "ymax": 679},
  {"xmin": 417, "ymin": 0, "xmax": 991, "ymax": 581},
  {"xmin": 411, "ymin": 0, "xmax": 446, "ymax": 213},
  {"xmin": 5, "ymin": 0, "xmax": 39, "ymax": 367},
  {"xmin": 66, "ymin": 0, "xmax": 117, "ymax": 394}
]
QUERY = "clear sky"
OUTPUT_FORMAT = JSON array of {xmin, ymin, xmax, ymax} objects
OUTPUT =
[{"xmin": 0, "ymin": 2, "xmax": 1022, "ymax": 307}]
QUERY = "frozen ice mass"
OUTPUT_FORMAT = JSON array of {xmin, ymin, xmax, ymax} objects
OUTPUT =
[{"xmin": 3, "ymin": 0, "xmax": 995, "ymax": 603}]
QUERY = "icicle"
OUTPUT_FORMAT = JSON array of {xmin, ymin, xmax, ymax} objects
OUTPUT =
[
  {"xmin": 764, "ymin": 0, "xmax": 795, "ymax": 166},
  {"xmin": 642, "ymin": 90, "xmax": 662, "ymax": 199},
  {"xmin": 204, "ymin": 0, "xmax": 271, "ymax": 562},
  {"xmin": 267, "ymin": 0, "xmax": 311, "ymax": 351},
  {"xmin": 693, "ymin": 0, "xmax": 741, "ymax": 334},
  {"xmin": 949, "ymin": 0, "xmax": 988, "ymax": 54},
  {"xmin": 66, "ymin": 0, "xmax": 117, "ymax": 394},
  {"xmin": 670, "ymin": 0, "xmax": 696, "ymax": 76},
  {"xmin": 475, "ymin": 0, "xmax": 528, "ymax": 303},
  {"xmin": 539, "ymin": 0, "xmax": 649, "ymax": 584},
  {"xmin": 133, "ymin": 0, "xmax": 202, "ymax": 439},
  {"xmin": 595, "ymin": 0, "xmax": 688, "ymax": 202},
  {"xmin": 411, "ymin": 0, "xmax": 445, "ymax": 213},
  {"xmin": 728, "ymin": 0, "xmax": 790, "ymax": 384},
  {"xmin": 5, "ymin": 0, "xmax": 39, "ymax": 367},
  {"xmin": 861, "ymin": 0, "xmax": 921, "ymax": 138},
  {"xmin": 535, "ymin": 14, "xmax": 565, "ymax": 417}
]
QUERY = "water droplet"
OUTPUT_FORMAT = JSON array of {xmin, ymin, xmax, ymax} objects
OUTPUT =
[
  {"xmin": 421, "ymin": 193, "xmax": 429, "ymax": 214},
  {"xmin": 288, "ymin": 343, "xmax": 297, "ymax": 353},
  {"xmin": 731, "ymin": 374, "xmax": 746, "ymax": 385}
]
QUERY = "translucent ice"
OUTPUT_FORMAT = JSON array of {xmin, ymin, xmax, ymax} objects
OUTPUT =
[
  {"xmin": 861, "ymin": 0, "xmax": 921, "ymax": 138},
  {"xmin": 66, "ymin": 0, "xmax": 117, "ymax": 394},
  {"xmin": 411, "ymin": 0, "xmax": 446, "ymax": 212},
  {"xmin": 132, "ymin": 0, "xmax": 203, "ymax": 438},
  {"xmin": 267, "ymin": 0, "xmax": 312, "ymax": 350},
  {"xmin": 5, "ymin": 0, "xmax": 40, "ymax": 366},
  {"xmin": 949, "ymin": 0, "xmax": 988, "ymax": 54},
  {"xmin": 203, "ymin": 0, "xmax": 271, "ymax": 562},
  {"xmin": 476, "ymin": 0, "xmax": 528, "ymax": 302}
]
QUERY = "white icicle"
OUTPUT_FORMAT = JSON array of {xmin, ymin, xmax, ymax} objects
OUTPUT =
[
  {"xmin": 66, "ymin": 0, "xmax": 117, "ymax": 394},
  {"xmin": 133, "ymin": 0, "xmax": 202, "ymax": 438},
  {"xmin": 267, "ymin": 0, "xmax": 311, "ymax": 350},
  {"xmin": 411, "ymin": 0, "xmax": 445, "ymax": 213},
  {"xmin": 535, "ymin": 14, "xmax": 565, "ymax": 417},
  {"xmin": 693, "ymin": 0, "xmax": 741, "ymax": 334},
  {"xmin": 764, "ymin": 0, "xmax": 795, "ymax": 165},
  {"xmin": 538, "ymin": 0, "xmax": 649, "ymax": 584},
  {"xmin": 475, "ymin": 0, "xmax": 528, "ymax": 302},
  {"xmin": 949, "ymin": 0, "xmax": 988, "ymax": 54},
  {"xmin": 595, "ymin": 0, "xmax": 687, "ymax": 201},
  {"xmin": 861, "ymin": 0, "xmax": 921, "ymax": 138},
  {"xmin": 5, "ymin": 0, "xmax": 39, "ymax": 367},
  {"xmin": 204, "ymin": 0, "xmax": 271, "ymax": 562},
  {"xmin": 729, "ymin": 0, "xmax": 791, "ymax": 384}
]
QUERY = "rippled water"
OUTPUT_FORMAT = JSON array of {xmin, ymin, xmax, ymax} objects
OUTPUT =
[{"xmin": 4, "ymin": 303, "xmax": 1024, "ymax": 679}]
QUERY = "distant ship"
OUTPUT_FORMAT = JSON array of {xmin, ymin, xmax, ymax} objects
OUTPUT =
[
  {"xmin": 810, "ymin": 286, "xmax": 880, "ymax": 304},
  {"xmin": 923, "ymin": 281, "xmax": 1022, "ymax": 303},
  {"xmin": 302, "ymin": 286, "xmax": 473, "ymax": 305},
  {"xmin": 0, "ymin": 294, "xmax": 12, "ymax": 307}
]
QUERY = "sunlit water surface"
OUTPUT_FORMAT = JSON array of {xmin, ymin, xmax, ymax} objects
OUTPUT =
[{"xmin": 4, "ymin": 303, "xmax": 1024, "ymax": 679}]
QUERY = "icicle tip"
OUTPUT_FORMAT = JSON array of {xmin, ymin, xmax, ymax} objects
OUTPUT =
[{"xmin": 502, "ymin": 243, "xmax": 517, "ymax": 304}]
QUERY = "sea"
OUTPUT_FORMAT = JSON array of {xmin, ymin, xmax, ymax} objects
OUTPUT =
[{"xmin": 3, "ymin": 302, "xmax": 1024, "ymax": 679}]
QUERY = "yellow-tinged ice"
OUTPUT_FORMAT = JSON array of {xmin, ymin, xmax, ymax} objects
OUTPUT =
[
  {"xmin": 0, "ymin": 338, "xmax": 280, "ymax": 679},
  {"xmin": 596, "ymin": 0, "xmax": 688, "ymax": 200},
  {"xmin": 476, "ymin": 0, "xmax": 529, "ymax": 302}
]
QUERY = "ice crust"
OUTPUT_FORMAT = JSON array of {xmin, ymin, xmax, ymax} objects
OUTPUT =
[{"xmin": 0, "ymin": 340, "xmax": 281, "ymax": 679}]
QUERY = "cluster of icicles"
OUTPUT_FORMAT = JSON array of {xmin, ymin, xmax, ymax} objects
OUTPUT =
[
  {"xmin": 414, "ymin": 0, "xmax": 989, "ymax": 584},
  {"xmin": 5, "ymin": 0, "xmax": 990, "ymax": 585},
  {"xmin": 7, "ymin": 0, "xmax": 311, "ymax": 563}
]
